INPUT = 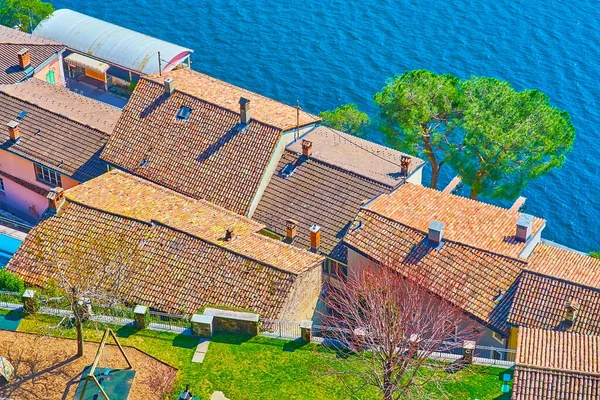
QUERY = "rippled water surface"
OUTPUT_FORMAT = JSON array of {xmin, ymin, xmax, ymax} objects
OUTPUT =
[{"xmin": 53, "ymin": 0, "xmax": 600, "ymax": 252}]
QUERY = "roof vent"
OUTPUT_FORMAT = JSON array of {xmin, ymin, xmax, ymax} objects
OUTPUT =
[
  {"xmin": 239, "ymin": 97, "xmax": 251, "ymax": 125},
  {"xmin": 428, "ymin": 220, "xmax": 445, "ymax": 248},
  {"xmin": 164, "ymin": 77, "xmax": 175, "ymax": 96},
  {"xmin": 7, "ymin": 120, "xmax": 20, "ymax": 142},
  {"xmin": 565, "ymin": 298, "xmax": 580, "ymax": 323},
  {"xmin": 17, "ymin": 48, "xmax": 30, "ymax": 70},
  {"xmin": 225, "ymin": 228, "xmax": 236, "ymax": 242},
  {"xmin": 516, "ymin": 214, "xmax": 534, "ymax": 242}
]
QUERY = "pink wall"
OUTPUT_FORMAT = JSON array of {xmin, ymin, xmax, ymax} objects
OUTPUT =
[
  {"xmin": 0, "ymin": 149, "xmax": 78, "ymax": 220},
  {"xmin": 33, "ymin": 55, "xmax": 64, "ymax": 87}
]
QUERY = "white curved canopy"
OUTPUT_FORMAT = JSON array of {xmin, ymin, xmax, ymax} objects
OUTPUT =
[{"xmin": 33, "ymin": 9, "xmax": 193, "ymax": 75}]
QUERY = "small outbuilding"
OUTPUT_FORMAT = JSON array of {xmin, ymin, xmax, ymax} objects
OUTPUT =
[{"xmin": 33, "ymin": 9, "xmax": 193, "ymax": 94}]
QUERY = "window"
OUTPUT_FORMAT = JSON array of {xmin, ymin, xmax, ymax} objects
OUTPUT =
[
  {"xmin": 175, "ymin": 106, "xmax": 192, "ymax": 121},
  {"xmin": 46, "ymin": 69, "xmax": 56, "ymax": 85},
  {"xmin": 492, "ymin": 331, "xmax": 505, "ymax": 344},
  {"xmin": 325, "ymin": 259, "xmax": 348, "ymax": 281},
  {"xmin": 0, "ymin": 178, "xmax": 4, "ymax": 193},
  {"xmin": 34, "ymin": 164, "xmax": 61, "ymax": 187}
]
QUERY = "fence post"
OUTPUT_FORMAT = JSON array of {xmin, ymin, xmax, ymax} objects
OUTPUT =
[
  {"xmin": 191, "ymin": 314, "xmax": 213, "ymax": 338},
  {"xmin": 134, "ymin": 305, "xmax": 149, "ymax": 329},
  {"xmin": 22, "ymin": 289, "xmax": 37, "ymax": 315},
  {"xmin": 300, "ymin": 320, "xmax": 312, "ymax": 343},
  {"xmin": 462, "ymin": 340, "xmax": 476, "ymax": 364}
]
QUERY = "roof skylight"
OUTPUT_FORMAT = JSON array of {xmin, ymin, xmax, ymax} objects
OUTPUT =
[{"xmin": 176, "ymin": 106, "xmax": 192, "ymax": 121}]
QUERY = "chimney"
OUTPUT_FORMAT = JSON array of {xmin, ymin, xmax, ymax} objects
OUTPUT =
[
  {"xmin": 239, "ymin": 97, "xmax": 251, "ymax": 125},
  {"xmin": 516, "ymin": 214, "xmax": 534, "ymax": 242},
  {"xmin": 565, "ymin": 298, "xmax": 580, "ymax": 322},
  {"xmin": 47, "ymin": 187, "xmax": 65, "ymax": 212},
  {"xmin": 7, "ymin": 120, "xmax": 20, "ymax": 142},
  {"xmin": 309, "ymin": 224, "xmax": 321, "ymax": 251},
  {"xmin": 285, "ymin": 219, "xmax": 298, "ymax": 242},
  {"xmin": 302, "ymin": 139, "xmax": 313, "ymax": 157},
  {"xmin": 17, "ymin": 48, "xmax": 31, "ymax": 70},
  {"xmin": 164, "ymin": 77, "xmax": 175, "ymax": 96},
  {"xmin": 428, "ymin": 220, "xmax": 445, "ymax": 247},
  {"xmin": 225, "ymin": 228, "xmax": 235, "ymax": 242},
  {"xmin": 400, "ymin": 155, "xmax": 411, "ymax": 177}
]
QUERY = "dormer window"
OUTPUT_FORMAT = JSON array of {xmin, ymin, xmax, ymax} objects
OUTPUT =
[{"xmin": 176, "ymin": 106, "xmax": 192, "ymax": 121}]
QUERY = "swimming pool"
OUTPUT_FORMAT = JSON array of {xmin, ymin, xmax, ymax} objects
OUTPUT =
[{"xmin": 0, "ymin": 234, "xmax": 22, "ymax": 267}]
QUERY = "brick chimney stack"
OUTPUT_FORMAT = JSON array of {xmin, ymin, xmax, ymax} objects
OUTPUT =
[
  {"xmin": 309, "ymin": 225, "xmax": 321, "ymax": 252},
  {"xmin": 239, "ymin": 97, "xmax": 251, "ymax": 125},
  {"xmin": 400, "ymin": 155, "xmax": 411, "ymax": 177},
  {"xmin": 47, "ymin": 187, "xmax": 65, "ymax": 212},
  {"xmin": 302, "ymin": 139, "xmax": 312, "ymax": 157},
  {"xmin": 18, "ymin": 48, "xmax": 31, "ymax": 70},
  {"xmin": 285, "ymin": 219, "xmax": 298, "ymax": 242},
  {"xmin": 7, "ymin": 120, "xmax": 20, "ymax": 142}
]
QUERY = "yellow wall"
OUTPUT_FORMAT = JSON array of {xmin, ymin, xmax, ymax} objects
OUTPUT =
[
  {"xmin": 85, "ymin": 68, "xmax": 106, "ymax": 82},
  {"xmin": 508, "ymin": 327, "xmax": 519, "ymax": 350}
]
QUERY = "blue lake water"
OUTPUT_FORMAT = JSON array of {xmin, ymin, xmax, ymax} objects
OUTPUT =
[{"xmin": 52, "ymin": 0, "xmax": 600, "ymax": 252}]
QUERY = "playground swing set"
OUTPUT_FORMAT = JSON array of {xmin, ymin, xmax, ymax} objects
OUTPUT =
[{"xmin": 78, "ymin": 328, "xmax": 133, "ymax": 400}]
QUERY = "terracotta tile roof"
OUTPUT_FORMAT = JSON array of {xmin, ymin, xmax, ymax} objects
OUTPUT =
[
  {"xmin": 0, "ymin": 43, "xmax": 64, "ymax": 84},
  {"xmin": 6, "ymin": 202, "xmax": 304, "ymax": 318},
  {"xmin": 344, "ymin": 209, "xmax": 526, "ymax": 330},
  {"xmin": 0, "ymin": 80, "xmax": 121, "ymax": 134},
  {"xmin": 502, "ymin": 270, "xmax": 600, "ymax": 335},
  {"xmin": 0, "ymin": 92, "xmax": 109, "ymax": 181},
  {"xmin": 0, "ymin": 25, "xmax": 59, "ymax": 45},
  {"xmin": 512, "ymin": 328, "xmax": 600, "ymax": 399},
  {"xmin": 253, "ymin": 150, "xmax": 392, "ymax": 263},
  {"xmin": 528, "ymin": 243, "xmax": 600, "ymax": 288},
  {"xmin": 365, "ymin": 183, "xmax": 546, "ymax": 259},
  {"xmin": 147, "ymin": 69, "xmax": 319, "ymax": 130},
  {"xmin": 100, "ymin": 78, "xmax": 282, "ymax": 215},
  {"xmin": 286, "ymin": 127, "xmax": 424, "ymax": 186},
  {"xmin": 65, "ymin": 170, "xmax": 323, "ymax": 274}
]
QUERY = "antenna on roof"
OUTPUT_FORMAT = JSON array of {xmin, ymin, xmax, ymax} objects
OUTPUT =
[
  {"xmin": 158, "ymin": 51, "xmax": 162, "ymax": 77},
  {"xmin": 296, "ymin": 100, "xmax": 300, "ymax": 140}
]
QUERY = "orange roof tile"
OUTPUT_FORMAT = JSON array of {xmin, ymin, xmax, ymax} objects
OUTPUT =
[
  {"xmin": 100, "ymin": 78, "xmax": 282, "ymax": 215},
  {"xmin": 147, "ymin": 69, "xmax": 318, "ymax": 130},
  {"xmin": 344, "ymin": 209, "xmax": 526, "ymax": 329},
  {"xmin": 0, "ymin": 79, "xmax": 121, "ymax": 134},
  {"xmin": 66, "ymin": 170, "xmax": 323, "ymax": 274},
  {"xmin": 365, "ymin": 183, "xmax": 546, "ymax": 259},
  {"xmin": 513, "ymin": 328, "xmax": 600, "ymax": 399},
  {"xmin": 7, "ymin": 203, "xmax": 300, "ymax": 318},
  {"xmin": 529, "ymin": 243, "xmax": 600, "ymax": 288}
]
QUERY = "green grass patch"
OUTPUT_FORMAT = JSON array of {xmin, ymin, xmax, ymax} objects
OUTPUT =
[{"xmin": 13, "ymin": 313, "xmax": 509, "ymax": 399}]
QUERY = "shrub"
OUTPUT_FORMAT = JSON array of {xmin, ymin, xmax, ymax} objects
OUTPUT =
[{"xmin": 0, "ymin": 269, "xmax": 25, "ymax": 293}]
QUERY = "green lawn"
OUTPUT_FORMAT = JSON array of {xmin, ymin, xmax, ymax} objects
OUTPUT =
[{"xmin": 6, "ymin": 311, "xmax": 510, "ymax": 400}]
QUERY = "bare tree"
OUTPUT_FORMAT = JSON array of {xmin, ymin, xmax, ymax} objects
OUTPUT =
[
  {"xmin": 319, "ymin": 263, "xmax": 480, "ymax": 400},
  {"xmin": 24, "ymin": 220, "xmax": 145, "ymax": 357}
]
